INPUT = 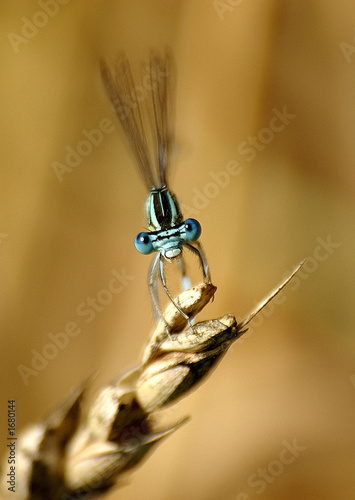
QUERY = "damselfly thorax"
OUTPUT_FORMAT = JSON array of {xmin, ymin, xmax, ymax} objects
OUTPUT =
[{"xmin": 100, "ymin": 51, "xmax": 211, "ymax": 335}]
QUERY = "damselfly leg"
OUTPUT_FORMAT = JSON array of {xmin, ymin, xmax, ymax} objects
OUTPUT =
[
  {"xmin": 148, "ymin": 241, "xmax": 211, "ymax": 338},
  {"xmin": 185, "ymin": 241, "xmax": 211, "ymax": 283},
  {"xmin": 177, "ymin": 253, "xmax": 190, "ymax": 291}
]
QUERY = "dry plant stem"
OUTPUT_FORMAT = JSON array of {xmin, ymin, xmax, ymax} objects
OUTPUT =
[
  {"xmin": 141, "ymin": 282, "xmax": 217, "ymax": 365},
  {"xmin": 239, "ymin": 259, "xmax": 306, "ymax": 329},
  {"xmin": 0, "ymin": 264, "xmax": 303, "ymax": 500}
]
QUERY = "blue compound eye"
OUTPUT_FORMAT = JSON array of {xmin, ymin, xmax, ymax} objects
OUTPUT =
[
  {"xmin": 135, "ymin": 232, "xmax": 154, "ymax": 254},
  {"xmin": 184, "ymin": 218, "xmax": 201, "ymax": 242}
]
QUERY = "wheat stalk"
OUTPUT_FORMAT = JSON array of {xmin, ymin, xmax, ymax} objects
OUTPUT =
[{"xmin": 0, "ymin": 263, "xmax": 303, "ymax": 499}]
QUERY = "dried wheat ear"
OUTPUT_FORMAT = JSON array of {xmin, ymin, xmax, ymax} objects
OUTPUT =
[{"xmin": 1, "ymin": 263, "xmax": 303, "ymax": 500}]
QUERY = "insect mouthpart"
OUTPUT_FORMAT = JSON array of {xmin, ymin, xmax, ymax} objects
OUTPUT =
[{"xmin": 163, "ymin": 246, "xmax": 182, "ymax": 260}]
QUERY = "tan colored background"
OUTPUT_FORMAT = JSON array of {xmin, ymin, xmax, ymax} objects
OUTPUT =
[{"xmin": 1, "ymin": 1, "xmax": 355, "ymax": 499}]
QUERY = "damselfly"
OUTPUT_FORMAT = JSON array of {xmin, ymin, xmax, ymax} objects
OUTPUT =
[{"xmin": 100, "ymin": 51, "xmax": 211, "ymax": 334}]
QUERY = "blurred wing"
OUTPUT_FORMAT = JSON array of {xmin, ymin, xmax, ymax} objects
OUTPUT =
[
  {"xmin": 149, "ymin": 51, "xmax": 173, "ymax": 187},
  {"xmin": 100, "ymin": 55, "xmax": 156, "ymax": 190}
]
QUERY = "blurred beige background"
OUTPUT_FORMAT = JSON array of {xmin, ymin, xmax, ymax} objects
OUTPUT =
[{"xmin": 1, "ymin": 1, "xmax": 355, "ymax": 499}]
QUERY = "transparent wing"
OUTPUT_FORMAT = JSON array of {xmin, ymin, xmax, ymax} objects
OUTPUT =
[
  {"xmin": 100, "ymin": 55, "xmax": 156, "ymax": 190},
  {"xmin": 149, "ymin": 51, "xmax": 173, "ymax": 187}
]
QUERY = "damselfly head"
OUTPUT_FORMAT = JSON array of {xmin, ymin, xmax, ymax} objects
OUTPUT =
[{"xmin": 135, "ymin": 218, "xmax": 201, "ymax": 258}]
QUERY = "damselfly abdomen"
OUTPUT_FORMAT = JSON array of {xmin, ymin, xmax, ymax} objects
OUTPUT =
[{"xmin": 100, "ymin": 51, "xmax": 211, "ymax": 335}]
